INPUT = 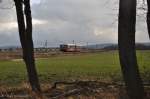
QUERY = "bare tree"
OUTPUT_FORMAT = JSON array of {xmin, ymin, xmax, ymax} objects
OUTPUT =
[
  {"xmin": 147, "ymin": 0, "xmax": 150, "ymax": 38},
  {"xmin": 14, "ymin": 0, "xmax": 41, "ymax": 96},
  {"xmin": 118, "ymin": 0, "xmax": 145, "ymax": 99}
]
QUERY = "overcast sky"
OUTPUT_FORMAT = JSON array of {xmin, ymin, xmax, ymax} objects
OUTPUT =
[{"xmin": 0, "ymin": 0, "xmax": 149, "ymax": 47}]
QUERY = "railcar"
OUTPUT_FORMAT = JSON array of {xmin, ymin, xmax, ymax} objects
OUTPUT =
[{"xmin": 60, "ymin": 44, "xmax": 81, "ymax": 52}]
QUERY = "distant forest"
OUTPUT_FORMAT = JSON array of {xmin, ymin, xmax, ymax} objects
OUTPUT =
[{"xmin": 102, "ymin": 43, "xmax": 150, "ymax": 50}]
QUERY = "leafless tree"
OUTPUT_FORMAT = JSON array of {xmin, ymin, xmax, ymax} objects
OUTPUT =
[
  {"xmin": 118, "ymin": 0, "xmax": 145, "ymax": 99},
  {"xmin": 147, "ymin": 0, "xmax": 150, "ymax": 38},
  {"xmin": 14, "ymin": 0, "xmax": 41, "ymax": 96}
]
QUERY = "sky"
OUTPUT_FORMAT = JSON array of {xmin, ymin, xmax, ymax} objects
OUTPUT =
[{"xmin": 0, "ymin": 0, "xmax": 149, "ymax": 47}]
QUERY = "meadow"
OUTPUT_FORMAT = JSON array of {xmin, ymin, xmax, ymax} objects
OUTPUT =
[{"xmin": 0, "ymin": 50, "xmax": 150, "ymax": 86}]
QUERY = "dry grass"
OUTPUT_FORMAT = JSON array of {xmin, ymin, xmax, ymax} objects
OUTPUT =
[
  {"xmin": 0, "ymin": 81, "xmax": 150, "ymax": 99},
  {"xmin": 0, "ymin": 81, "xmax": 135, "ymax": 99}
]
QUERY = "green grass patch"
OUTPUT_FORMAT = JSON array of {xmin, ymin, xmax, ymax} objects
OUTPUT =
[{"xmin": 0, "ymin": 50, "xmax": 150, "ymax": 86}]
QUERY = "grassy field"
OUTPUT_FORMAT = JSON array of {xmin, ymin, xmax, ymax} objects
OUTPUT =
[{"xmin": 0, "ymin": 50, "xmax": 150, "ymax": 86}]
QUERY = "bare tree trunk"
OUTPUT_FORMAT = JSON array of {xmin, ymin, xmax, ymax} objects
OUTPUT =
[
  {"xmin": 118, "ymin": 0, "xmax": 144, "ymax": 99},
  {"xmin": 24, "ymin": 0, "xmax": 41, "ymax": 92},
  {"xmin": 147, "ymin": 0, "xmax": 150, "ymax": 38},
  {"xmin": 14, "ymin": 0, "xmax": 41, "ymax": 93}
]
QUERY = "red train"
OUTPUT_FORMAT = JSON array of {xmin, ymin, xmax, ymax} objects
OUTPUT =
[{"xmin": 60, "ymin": 44, "xmax": 81, "ymax": 52}]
